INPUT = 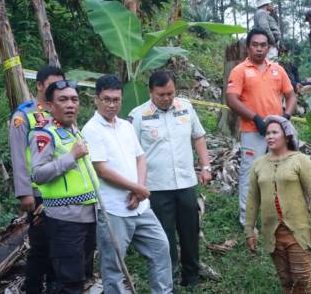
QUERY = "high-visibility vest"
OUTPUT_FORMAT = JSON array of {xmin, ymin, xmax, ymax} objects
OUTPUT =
[{"xmin": 31, "ymin": 123, "xmax": 98, "ymax": 207}]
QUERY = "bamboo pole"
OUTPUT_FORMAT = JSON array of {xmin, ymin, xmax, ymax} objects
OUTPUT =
[
  {"xmin": 31, "ymin": 0, "xmax": 61, "ymax": 67},
  {"xmin": 0, "ymin": 0, "xmax": 30, "ymax": 111}
]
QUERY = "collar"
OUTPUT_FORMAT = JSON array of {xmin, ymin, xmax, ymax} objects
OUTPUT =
[
  {"xmin": 146, "ymin": 99, "xmax": 179, "ymax": 114},
  {"xmin": 244, "ymin": 57, "xmax": 272, "ymax": 68},
  {"xmin": 94, "ymin": 111, "xmax": 121, "ymax": 127}
]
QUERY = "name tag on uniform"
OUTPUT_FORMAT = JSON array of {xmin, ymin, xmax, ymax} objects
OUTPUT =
[
  {"xmin": 173, "ymin": 109, "xmax": 188, "ymax": 117},
  {"xmin": 142, "ymin": 114, "xmax": 159, "ymax": 120}
]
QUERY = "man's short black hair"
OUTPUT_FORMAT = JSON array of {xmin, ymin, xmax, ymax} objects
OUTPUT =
[
  {"xmin": 149, "ymin": 71, "xmax": 175, "ymax": 90},
  {"xmin": 305, "ymin": 10, "xmax": 311, "ymax": 21},
  {"xmin": 246, "ymin": 28, "xmax": 270, "ymax": 47},
  {"xmin": 96, "ymin": 75, "xmax": 122, "ymax": 95},
  {"xmin": 36, "ymin": 65, "xmax": 65, "ymax": 83}
]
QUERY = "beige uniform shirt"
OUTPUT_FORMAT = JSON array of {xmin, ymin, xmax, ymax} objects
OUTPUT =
[{"xmin": 129, "ymin": 98, "xmax": 205, "ymax": 191}]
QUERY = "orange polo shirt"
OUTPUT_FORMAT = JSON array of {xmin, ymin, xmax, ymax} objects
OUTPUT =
[{"xmin": 226, "ymin": 58, "xmax": 293, "ymax": 132}]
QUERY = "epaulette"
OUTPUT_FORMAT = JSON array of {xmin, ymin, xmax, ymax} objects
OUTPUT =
[{"xmin": 17, "ymin": 100, "xmax": 35, "ymax": 112}]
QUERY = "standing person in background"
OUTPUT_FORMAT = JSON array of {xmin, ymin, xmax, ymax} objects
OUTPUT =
[
  {"xmin": 129, "ymin": 71, "xmax": 212, "ymax": 288},
  {"xmin": 9, "ymin": 66, "xmax": 65, "ymax": 294},
  {"xmin": 245, "ymin": 115, "xmax": 311, "ymax": 294},
  {"xmin": 226, "ymin": 29, "xmax": 296, "ymax": 226},
  {"xmin": 28, "ymin": 80, "xmax": 97, "ymax": 294},
  {"xmin": 253, "ymin": 0, "xmax": 281, "ymax": 60},
  {"xmin": 82, "ymin": 75, "xmax": 173, "ymax": 294}
]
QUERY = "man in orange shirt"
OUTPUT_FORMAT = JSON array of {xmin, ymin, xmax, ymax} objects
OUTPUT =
[{"xmin": 226, "ymin": 28, "xmax": 296, "ymax": 226}]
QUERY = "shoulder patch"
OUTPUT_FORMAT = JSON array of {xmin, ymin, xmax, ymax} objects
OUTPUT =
[
  {"xmin": 36, "ymin": 135, "xmax": 50, "ymax": 152},
  {"xmin": 13, "ymin": 116, "xmax": 25, "ymax": 128}
]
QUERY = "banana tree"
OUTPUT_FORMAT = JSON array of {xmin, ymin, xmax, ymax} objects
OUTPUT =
[{"xmin": 84, "ymin": 0, "xmax": 246, "ymax": 116}]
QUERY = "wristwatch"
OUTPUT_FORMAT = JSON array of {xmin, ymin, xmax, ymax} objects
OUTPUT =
[{"xmin": 202, "ymin": 165, "xmax": 212, "ymax": 172}]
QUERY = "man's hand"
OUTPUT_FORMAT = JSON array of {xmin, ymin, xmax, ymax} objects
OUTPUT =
[
  {"xmin": 127, "ymin": 192, "xmax": 140, "ymax": 210},
  {"xmin": 132, "ymin": 184, "xmax": 150, "ymax": 198},
  {"xmin": 71, "ymin": 140, "xmax": 88, "ymax": 160},
  {"xmin": 198, "ymin": 170, "xmax": 212, "ymax": 186},
  {"xmin": 246, "ymin": 236, "xmax": 257, "ymax": 253},
  {"xmin": 20, "ymin": 195, "xmax": 35, "ymax": 212},
  {"xmin": 253, "ymin": 114, "xmax": 266, "ymax": 136}
]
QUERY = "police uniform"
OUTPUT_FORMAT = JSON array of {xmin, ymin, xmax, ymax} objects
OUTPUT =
[
  {"xmin": 9, "ymin": 99, "xmax": 53, "ymax": 294},
  {"xmin": 129, "ymin": 98, "xmax": 206, "ymax": 285},
  {"xmin": 28, "ymin": 118, "xmax": 97, "ymax": 294}
]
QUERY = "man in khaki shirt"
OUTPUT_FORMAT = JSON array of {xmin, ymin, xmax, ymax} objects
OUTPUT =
[{"xmin": 129, "ymin": 71, "xmax": 212, "ymax": 287}]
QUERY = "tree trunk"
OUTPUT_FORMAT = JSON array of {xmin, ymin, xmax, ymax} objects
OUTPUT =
[
  {"xmin": 218, "ymin": 40, "xmax": 247, "ymax": 138},
  {"xmin": 0, "ymin": 0, "xmax": 30, "ymax": 111},
  {"xmin": 245, "ymin": 0, "xmax": 249, "ymax": 31},
  {"xmin": 123, "ymin": 0, "xmax": 138, "ymax": 13},
  {"xmin": 276, "ymin": 0, "xmax": 284, "ymax": 40},
  {"xmin": 168, "ymin": 0, "xmax": 182, "ymax": 24},
  {"xmin": 31, "ymin": 0, "xmax": 61, "ymax": 67}
]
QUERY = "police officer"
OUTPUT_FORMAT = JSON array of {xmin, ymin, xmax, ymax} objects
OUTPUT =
[
  {"xmin": 28, "ymin": 80, "xmax": 97, "ymax": 294},
  {"xmin": 129, "ymin": 71, "xmax": 212, "ymax": 287},
  {"xmin": 9, "ymin": 66, "xmax": 65, "ymax": 293}
]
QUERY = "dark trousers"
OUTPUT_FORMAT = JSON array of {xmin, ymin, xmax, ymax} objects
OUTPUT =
[
  {"xmin": 150, "ymin": 187, "xmax": 200, "ymax": 284},
  {"xmin": 25, "ymin": 199, "xmax": 54, "ymax": 294},
  {"xmin": 46, "ymin": 217, "xmax": 96, "ymax": 294}
]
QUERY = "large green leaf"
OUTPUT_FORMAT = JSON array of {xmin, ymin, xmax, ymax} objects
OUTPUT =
[
  {"xmin": 139, "ymin": 20, "xmax": 189, "ymax": 58},
  {"xmin": 66, "ymin": 69, "xmax": 104, "ymax": 81},
  {"xmin": 121, "ymin": 81, "xmax": 149, "ymax": 117},
  {"xmin": 85, "ymin": 0, "xmax": 143, "ymax": 62},
  {"xmin": 189, "ymin": 22, "xmax": 246, "ymax": 35},
  {"xmin": 139, "ymin": 47, "xmax": 188, "ymax": 73},
  {"xmin": 139, "ymin": 20, "xmax": 246, "ymax": 59}
]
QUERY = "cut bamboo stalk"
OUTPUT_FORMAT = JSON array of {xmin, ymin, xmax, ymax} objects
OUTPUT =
[
  {"xmin": 31, "ymin": 0, "xmax": 61, "ymax": 67},
  {"xmin": 0, "ymin": 0, "xmax": 30, "ymax": 111}
]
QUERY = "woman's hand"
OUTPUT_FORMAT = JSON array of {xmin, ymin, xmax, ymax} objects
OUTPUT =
[{"xmin": 246, "ymin": 236, "xmax": 257, "ymax": 253}]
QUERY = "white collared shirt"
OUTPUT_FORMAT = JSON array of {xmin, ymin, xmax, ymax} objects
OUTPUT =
[{"xmin": 82, "ymin": 111, "xmax": 149, "ymax": 217}]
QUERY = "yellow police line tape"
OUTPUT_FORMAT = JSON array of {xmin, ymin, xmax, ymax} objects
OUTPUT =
[
  {"xmin": 22, "ymin": 69, "xmax": 307, "ymax": 124},
  {"xmin": 190, "ymin": 99, "xmax": 307, "ymax": 124},
  {"xmin": 3, "ymin": 56, "xmax": 21, "ymax": 71}
]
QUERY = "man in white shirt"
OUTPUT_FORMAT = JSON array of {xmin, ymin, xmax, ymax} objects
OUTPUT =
[{"xmin": 82, "ymin": 75, "xmax": 173, "ymax": 294}]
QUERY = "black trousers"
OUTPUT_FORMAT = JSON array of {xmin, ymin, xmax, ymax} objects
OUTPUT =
[
  {"xmin": 25, "ymin": 199, "xmax": 54, "ymax": 294},
  {"xmin": 150, "ymin": 187, "xmax": 200, "ymax": 284},
  {"xmin": 46, "ymin": 217, "xmax": 96, "ymax": 294}
]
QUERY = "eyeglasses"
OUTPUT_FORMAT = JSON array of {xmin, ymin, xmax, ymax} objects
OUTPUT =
[{"xmin": 97, "ymin": 96, "xmax": 121, "ymax": 105}]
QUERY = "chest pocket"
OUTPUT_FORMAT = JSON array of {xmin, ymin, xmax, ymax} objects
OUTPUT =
[
  {"xmin": 173, "ymin": 110, "xmax": 191, "ymax": 136},
  {"xmin": 141, "ymin": 119, "xmax": 162, "ymax": 144}
]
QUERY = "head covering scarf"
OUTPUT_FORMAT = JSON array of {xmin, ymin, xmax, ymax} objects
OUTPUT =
[{"xmin": 264, "ymin": 115, "xmax": 299, "ymax": 151}]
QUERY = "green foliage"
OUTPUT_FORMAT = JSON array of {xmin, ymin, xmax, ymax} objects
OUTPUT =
[
  {"xmin": 125, "ymin": 190, "xmax": 280, "ymax": 293},
  {"xmin": 181, "ymin": 33, "xmax": 231, "ymax": 84},
  {"xmin": 195, "ymin": 106, "xmax": 218, "ymax": 134},
  {"xmin": 84, "ymin": 0, "xmax": 245, "ymax": 116}
]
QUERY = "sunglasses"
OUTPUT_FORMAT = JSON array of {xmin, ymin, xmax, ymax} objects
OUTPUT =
[
  {"xmin": 46, "ymin": 80, "xmax": 79, "ymax": 101},
  {"xmin": 51, "ymin": 80, "xmax": 78, "ymax": 90}
]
